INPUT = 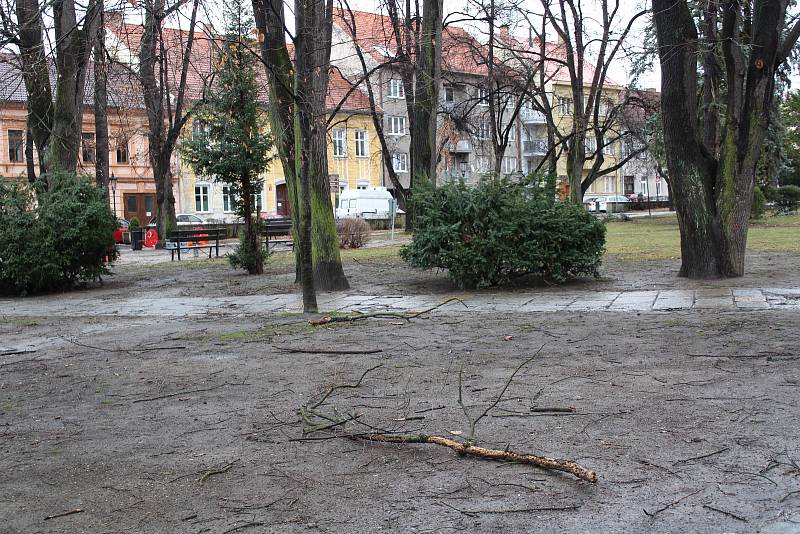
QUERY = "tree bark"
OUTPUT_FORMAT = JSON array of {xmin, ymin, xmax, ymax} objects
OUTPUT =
[
  {"xmin": 94, "ymin": 7, "xmax": 110, "ymax": 189},
  {"xmin": 653, "ymin": 0, "xmax": 791, "ymax": 278}
]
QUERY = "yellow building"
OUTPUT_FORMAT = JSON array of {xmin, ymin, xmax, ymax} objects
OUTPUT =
[{"xmin": 175, "ymin": 77, "xmax": 384, "ymax": 222}]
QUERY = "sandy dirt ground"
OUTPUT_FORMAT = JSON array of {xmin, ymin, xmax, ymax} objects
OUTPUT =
[{"xmin": 1, "ymin": 250, "xmax": 799, "ymax": 533}]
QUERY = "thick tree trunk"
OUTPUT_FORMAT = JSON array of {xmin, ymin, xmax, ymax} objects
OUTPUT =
[
  {"xmin": 408, "ymin": 0, "xmax": 442, "ymax": 230},
  {"xmin": 153, "ymin": 155, "xmax": 177, "ymax": 239},
  {"xmin": 241, "ymin": 174, "xmax": 263, "ymax": 275},
  {"xmin": 94, "ymin": 9, "xmax": 110, "ymax": 189},
  {"xmin": 295, "ymin": 0, "xmax": 349, "ymax": 292}
]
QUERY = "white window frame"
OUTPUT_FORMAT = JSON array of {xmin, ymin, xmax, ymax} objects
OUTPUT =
[
  {"xmin": 251, "ymin": 188, "xmax": 264, "ymax": 213},
  {"xmin": 357, "ymin": 180, "xmax": 370, "ymax": 190},
  {"xmin": 391, "ymin": 152, "xmax": 408, "ymax": 173},
  {"xmin": 443, "ymin": 85, "xmax": 455, "ymax": 103},
  {"xmin": 502, "ymin": 156, "xmax": 517, "ymax": 174},
  {"xmin": 355, "ymin": 130, "xmax": 368, "ymax": 158},
  {"xmin": 604, "ymin": 176, "xmax": 615, "ymax": 193},
  {"xmin": 332, "ymin": 128, "xmax": 347, "ymax": 158},
  {"xmin": 222, "ymin": 185, "xmax": 236, "ymax": 213},
  {"xmin": 195, "ymin": 184, "xmax": 211, "ymax": 213},
  {"xmin": 387, "ymin": 116, "xmax": 407, "ymax": 136},
  {"xmin": 477, "ymin": 121, "xmax": 489, "ymax": 140},
  {"xmin": 603, "ymin": 140, "xmax": 615, "ymax": 156},
  {"xmin": 388, "ymin": 78, "xmax": 405, "ymax": 99},
  {"xmin": 478, "ymin": 87, "xmax": 489, "ymax": 106},
  {"xmin": 558, "ymin": 97, "xmax": 573, "ymax": 115}
]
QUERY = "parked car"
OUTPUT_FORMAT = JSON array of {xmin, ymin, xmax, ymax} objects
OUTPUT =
[
  {"xmin": 583, "ymin": 195, "xmax": 631, "ymax": 212},
  {"xmin": 113, "ymin": 218, "xmax": 129, "ymax": 244},
  {"xmin": 336, "ymin": 187, "xmax": 403, "ymax": 220}
]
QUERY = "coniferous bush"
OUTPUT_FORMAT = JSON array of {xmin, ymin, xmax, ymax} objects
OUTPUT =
[
  {"xmin": 751, "ymin": 186, "xmax": 766, "ymax": 219},
  {"xmin": 400, "ymin": 175, "xmax": 606, "ymax": 288},
  {"xmin": 0, "ymin": 174, "xmax": 118, "ymax": 295},
  {"xmin": 771, "ymin": 185, "xmax": 800, "ymax": 213}
]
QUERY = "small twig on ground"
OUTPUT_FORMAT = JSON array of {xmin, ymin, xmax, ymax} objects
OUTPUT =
[
  {"xmin": 307, "ymin": 364, "xmax": 383, "ymax": 411},
  {"xmin": 221, "ymin": 521, "xmax": 265, "ymax": 533},
  {"xmin": 308, "ymin": 297, "xmax": 466, "ymax": 326},
  {"xmin": 198, "ymin": 459, "xmax": 240, "ymax": 483},
  {"xmin": 531, "ymin": 406, "xmax": 576, "ymax": 413},
  {"xmin": 132, "ymin": 381, "xmax": 244, "ymax": 404},
  {"xmin": 0, "ymin": 348, "xmax": 37, "ymax": 356},
  {"xmin": 703, "ymin": 504, "xmax": 747, "ymax": 522},
  {"xmin": 781, "ymin": 489, "xmax": 800, "ymax": 502},
  {"xmin": 44, "ymin": 509, "xmax": 83, "ymax": 521},
  {"xmin": 673, "ymin": 447, "xmax": 729, "ymax": 465},
  {"xmin": 464, "ymin": 504, "xmax": 581, "ymax": 514},
  {"xmin": 643, "ymin": 488, "xmax": 703, "ymax": 517},
  {"xmin": 61, "ymin": 336, "xmax": 186, "ymax": 353},
  {"xmin": 272, "ymin": 345, "xmax": 382, "ymax": 355}
]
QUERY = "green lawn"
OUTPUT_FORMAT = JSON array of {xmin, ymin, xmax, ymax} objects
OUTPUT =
[{"xmin": 605, "ymin": 212, "xmax": 800, "ymax": 260}]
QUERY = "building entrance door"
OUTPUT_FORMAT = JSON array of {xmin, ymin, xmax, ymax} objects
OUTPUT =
[
  {"xmin": 123, "ymin": 193, "xmax": 156, "ymax": 225},
  {"xmin": 276, "ymin": 183, "xmax": 290, "ymax": 217}
]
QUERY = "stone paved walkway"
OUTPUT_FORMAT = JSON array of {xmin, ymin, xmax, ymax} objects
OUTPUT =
[{"xmin": 1, "ymin": 287, "xmax": 799, "ymax": 318}]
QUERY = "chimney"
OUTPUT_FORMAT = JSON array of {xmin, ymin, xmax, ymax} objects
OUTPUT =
[{"xmin": 498, "ymin": 24, "xmax": 509, "ymax": 39}]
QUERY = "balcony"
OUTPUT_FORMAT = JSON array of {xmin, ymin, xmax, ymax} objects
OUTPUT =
[
  {"xmin": 520, "ymin": 108, "xmax": 546, "ymax": 124},
  {"xmin": 448, "ymin": 140, "xmax": 472, "ymax": 154},
  {"xmin": 523, "ymin": 139, "xmax": 548, "ymax": 156}
]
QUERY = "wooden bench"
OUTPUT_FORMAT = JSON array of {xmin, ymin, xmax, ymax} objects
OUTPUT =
[
  {"xmin": 263, "ymin": 218, "xmax": 293, "ymax": 251},
  {"xmin": 166, "ymin": 228, "xmax": 227, "ymax": 261}
]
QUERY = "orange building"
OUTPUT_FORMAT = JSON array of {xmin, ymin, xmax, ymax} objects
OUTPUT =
[{"xmin": 0, "ymin": 59, "xmax": 158, "ymax": 224}]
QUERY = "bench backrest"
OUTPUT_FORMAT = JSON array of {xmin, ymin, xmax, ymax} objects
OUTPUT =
[
  {"xmin": 264, "ymin": 218, "xmax": 293, "ymax": 236},
  {"xmin": 167, "ymin": 228, "xmax": 226, "ymax": 241}
]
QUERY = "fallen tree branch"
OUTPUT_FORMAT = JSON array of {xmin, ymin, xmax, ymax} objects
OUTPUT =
[
  {"xmin": 359, "ymin": 433, "xmax": 597, "ymax": 482},
  {"xmin": 273, "ymin": 345, "xmax": 382, "ymax": 355},
  {"xmin": 198, "ymin": 459, "xmax": 239, "ymax": 484},
  {"xmin": 703, "ymin": 504, "xmax": 747, "ymax": 522},
  {"xmin": 0, "ymin": 348, "xmax": 37, "ymax": 356},
  {"xmin": 44, "ymin": 509, "xmax": 83, "ymax": 520},
  {"xmin": 309, "ymin": 297, "xmax": 466, "ymax": 326},
  {"xmin": 62, "ymin": 336, "xmax": 186, "ymax": 353}
]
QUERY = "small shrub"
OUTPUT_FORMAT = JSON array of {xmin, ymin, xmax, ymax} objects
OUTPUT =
[
  {"xmin": 337, "ymin": 218, "xmax": 371, "ymax": 248},
  {"xmin": 401, "ymin": 175, "xmax": 606, "ymax": 289},
  {"xmin": 228, "ymin": 220, "xmax": 268, "ymax": 272},
  {"xmin": 128, "ymin": 217, "xmax": 141, "ymax": 231},
  {"xmin": 0, "ymin": 173, "xmax": 118, "ymax": 295},
  {"xmin": 751, "ymin": 186, "xmax": 766, "ymax": 219},
  {"xmin": 772, "ymin": 185, "xmax": 800, "ymax": 213}
]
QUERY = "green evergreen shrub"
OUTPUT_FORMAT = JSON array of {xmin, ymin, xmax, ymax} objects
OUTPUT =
[
  {"xmin": 400, "ymin": 175, "xmax": 606, "ymax": 288},
  {"xmin": 772, "ymin": 185, "xmax": 800, "ymax": 213},
  {"xmin": 0, "ymin": 174, "xmax": 118, "ymax": 295},
  {"xmin": 228, "ymin": 219, "xmax": 268, "ymax": 272},
  {"xmin": 751, "ymin": 186, "xmax": 766, "ymax": 219}
]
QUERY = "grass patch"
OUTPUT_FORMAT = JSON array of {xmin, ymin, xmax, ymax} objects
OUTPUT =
[
  {"xmin": 605, "ymin": 212, "xmax": 800, "ymax": 260},
  {"xmin": 218, "ymin": 320, "xmax": 315, "ymax": 342}
]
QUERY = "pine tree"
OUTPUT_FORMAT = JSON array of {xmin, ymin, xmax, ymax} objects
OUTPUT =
[{"xmin": 182, "ymin": 1, "xmax": 274, "ymax": 274}]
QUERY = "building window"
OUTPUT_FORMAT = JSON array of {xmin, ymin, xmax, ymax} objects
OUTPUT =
[
  {"xmin": 443, "ymin": 85, "xmax": 455, "ymax": 103},
  {"xmin": 391, "ymin": 152, "xmax": 408, "ymax": 173},
  {"xmin": 222, "ymin": 185, "xmax": 237, "ymax": 213},
  {"xmin": 357, "ymin": 180, "xmax": 369, "ymax": 190},
  {"xmin": 332, "ymin": 128, "xmax": 347, "ymax": 158},
  {"xmin": 195, "ymin": 184, "xmax": 210, "ymax": 212},
  {"xmin": 387, "ymin": 116, "xmax": 406, "ymax": 136},
  {"xmin": 603, "ymin": 140, "xmax": 615, "ymax": 156},
  {"xmin": 388, "ymin": 78, "xmax": 404, "ymax": 99},
  {"xmin": 355, "ymin": 130, "xmax": 368, "ymax": 158},
  {"xmin": 192, "ymin": 121, "xmax": 208, "ymax": 139},
  {"xmin": 477, "ymin": 121, "xmax": 489, "ymax": 140},
  {"xmin": 502, "ymin": 156, "xmax": 517, "ymax": 174},
  {"xmin": 252, "ymin": 189, "xmax": 263, "ymax": 213},
  {"xmin": 624, "ymin": 175, "xmax": 635, "ymax": 195},
  {"xmin": 478, "ymin": 87, "xmax": 489, "ymax": 106},
  {"xmin": 81, "ymin": 133, "xmax": 96, "ymax": 163},
  {"xmin": 475, "ymin": 156, "xmax": 490, "ymax": 173},
  {"xmin": 8, "ymin": 130, "xmax": 23, "ymax": 162},
  {"xmin": 585, "ymin": 136, "xmax": 597, "ymax": 153},
  {"xmin": 604, "ymin": 176, "xmax": 615, "ymax": 193},
  {"xmin": 116, "ymin": 141, "xmax": 129, "ymax": 164},
  {"xmin": 558, "ymin": 97, "xmax": 573, "ymax": 115},
  {"xmin": 507, "ymin": 126, "xmax": 516, "ymax": 141}
]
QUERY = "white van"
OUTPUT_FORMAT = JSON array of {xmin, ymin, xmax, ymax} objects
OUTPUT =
[{"xmin": 335, "ymin": 187, "xmax": 402, "ymax": 219}]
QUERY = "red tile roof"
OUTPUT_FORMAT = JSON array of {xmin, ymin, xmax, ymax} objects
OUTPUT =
[
  {"xmin": 105, "ymin": 17, "xmax": 375, "ymax": 113},
  {"xmin": 332, "ymin": 9, "xmax": 487, "ymax": 76}
]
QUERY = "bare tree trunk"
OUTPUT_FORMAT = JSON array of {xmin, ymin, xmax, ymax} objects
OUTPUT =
[
  {"xmin": 94, "ymin": 7, "xmax": 109, "ymax": 189},
  {"xmin": 653, "ymin": 0, "xmax": 794, "ymax": 278}
]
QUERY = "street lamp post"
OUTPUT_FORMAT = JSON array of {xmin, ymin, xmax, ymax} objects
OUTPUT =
[{"xmin": 109, "ymin": 173, "xmax": 118, "ymax": 218}]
